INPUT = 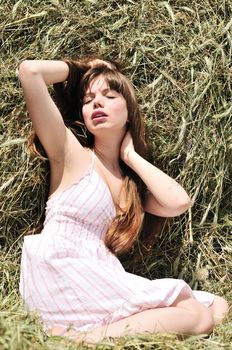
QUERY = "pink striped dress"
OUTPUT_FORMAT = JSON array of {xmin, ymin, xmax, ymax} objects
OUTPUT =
[{"xmin": 20, "ymin": 151, "xmax": 214, "ymax": 332}]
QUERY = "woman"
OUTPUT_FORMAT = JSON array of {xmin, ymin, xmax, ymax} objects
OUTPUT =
[{"xmin": 18, "ymin": 57, "xmax": 228, "ymax": 343}]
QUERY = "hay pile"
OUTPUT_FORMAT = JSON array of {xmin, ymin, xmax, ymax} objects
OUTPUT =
[{"xmin": 0, "ymin": 0, "xmax": 231, "ymax": 348}]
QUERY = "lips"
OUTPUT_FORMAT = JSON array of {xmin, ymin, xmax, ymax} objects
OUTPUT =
[{"xmin": 91, "ymin": 110, "xmax": 108, "ymax": 120}]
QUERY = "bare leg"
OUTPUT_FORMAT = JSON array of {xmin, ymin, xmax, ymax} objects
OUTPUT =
[
  {"xmin": 50, "ymin": 296, "xmax": 216, "ymax": 343},
  {"xmin": 91, "ymin": 296, "xmax": 214, "ymax": 340}
]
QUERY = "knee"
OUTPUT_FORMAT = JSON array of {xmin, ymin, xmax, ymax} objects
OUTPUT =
[
  {"xmin": 172, "ymin": 296, "xmax": 222, "ymax": 335},
  {"xmin": 195, "ymin": 308, "xmax": 214, "ymax": 335},
  {"xmin": 196, "ymin": 296, "xmax": 229, "ymax": 333}
]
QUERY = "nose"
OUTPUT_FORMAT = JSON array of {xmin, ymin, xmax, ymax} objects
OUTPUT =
[{"xmin": 93, "ymin": 94, "xmax": 104, "ymax": 108}]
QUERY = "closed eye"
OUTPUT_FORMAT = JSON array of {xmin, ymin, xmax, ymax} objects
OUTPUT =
[
  {"xmin": 106, "ymin": 96, "xmax": 116, "ymax": 99},
  {"xmin": 83, "ymin": 90, "xmax": 117, "ymax": 104},
  {"xmin": 83, "ymin": 98, "xmax": 93, "ymax": 104}
]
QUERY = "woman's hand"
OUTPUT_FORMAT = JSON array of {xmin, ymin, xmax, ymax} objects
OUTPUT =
[
  {"xmin": 119, "ymin": 130, "xmax": 190, "ymax": 217},
  {"xmin": 120, "ymin": 131, "xmax": 135, "ymax": 163}
]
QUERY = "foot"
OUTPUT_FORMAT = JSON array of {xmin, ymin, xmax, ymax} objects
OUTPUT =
[{"xmin": 49, "ymin": 325, "xmax": 105, "ymax": 344}]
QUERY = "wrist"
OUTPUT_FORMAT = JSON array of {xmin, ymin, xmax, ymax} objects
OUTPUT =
[{"xmin": 123, "ymin": 149, "xmax": 137, "ymax": 166}]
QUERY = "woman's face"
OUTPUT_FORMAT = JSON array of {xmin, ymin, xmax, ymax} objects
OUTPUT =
[{"xmin": 82, "ymin": 75, "xmax": 128, "ymax": 136}]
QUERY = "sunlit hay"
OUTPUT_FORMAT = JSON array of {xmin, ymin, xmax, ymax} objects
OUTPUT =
[{"xmin": 0, "ymin": 0, "xmax": 231, "ymax": 348}]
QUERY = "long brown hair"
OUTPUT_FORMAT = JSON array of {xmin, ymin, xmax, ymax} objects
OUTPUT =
[{"xmin": 30, "ymin": 56, "xmax": 166, "ymax": 256}]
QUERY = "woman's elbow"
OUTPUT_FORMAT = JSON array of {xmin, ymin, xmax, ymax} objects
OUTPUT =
[
  {"xmin": 18, "ymin": 60, "xmax": 38, "ymax": 81},
  {"xmin": 174, "ymin": 194, "xmax": 191, "ymax": 216}
]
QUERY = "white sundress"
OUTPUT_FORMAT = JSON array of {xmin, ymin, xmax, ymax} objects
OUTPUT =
[{"xmin": 20, "ymin": 151, "xmax": 214, "ymax": 332}]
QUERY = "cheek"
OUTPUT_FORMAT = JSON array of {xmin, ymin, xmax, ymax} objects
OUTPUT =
[
  {"xmin": 82, "ymin": 106, "xmax": 89, "ymax": 123},
  {"xmin": 118, "ymin": 101, "xmax": 128, "ymax": 121}
]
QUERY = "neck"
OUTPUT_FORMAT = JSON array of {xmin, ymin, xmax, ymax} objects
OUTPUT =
[{"xmin": 93, "ymin": 133, "xmax": 123, "ymax": 171}]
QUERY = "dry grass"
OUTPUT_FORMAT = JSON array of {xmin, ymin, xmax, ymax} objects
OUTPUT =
[{"xmin": 0, "ymin": 0, "xmax": 231, "ymax": 348}]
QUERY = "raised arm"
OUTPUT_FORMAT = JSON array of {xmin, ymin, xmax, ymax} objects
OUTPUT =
[
  {"xmin": 18, "ymin": 60, "xmax": 71, "ymax": 161},
  {"xmin": 121, "ymin": 132, "xmax": 191, "ymax": 217}
]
